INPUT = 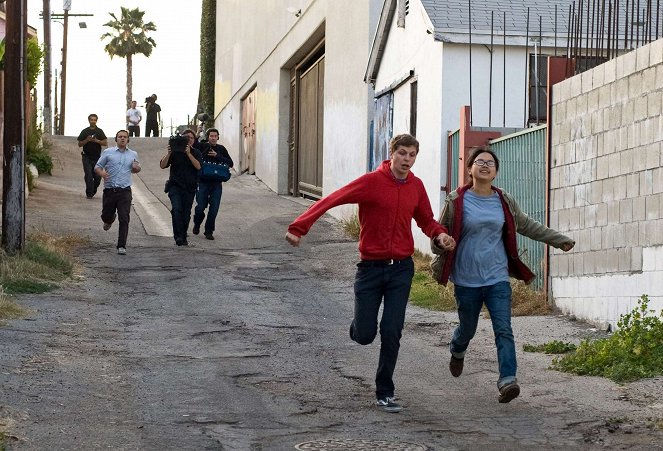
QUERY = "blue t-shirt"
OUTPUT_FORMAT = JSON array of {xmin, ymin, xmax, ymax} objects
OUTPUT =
[
  {"xmin": 450, "ymin": 190, "xmax": 510, "ymax": 287},
  {"xmin": 95, "ymin": 147, "xmax": 139, "ymax": 189}
]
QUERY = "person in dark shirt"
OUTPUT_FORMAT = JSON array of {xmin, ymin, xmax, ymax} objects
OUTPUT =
[
  {"xmin": 144, "ymin": 94, "xmax": 161, "ymax": 137},
  {"xmin": 160, "ymin": 129, "xmax": 202, "ymax": 246},
  {"xmin": 193, "ymin": 128, "xmax": 234, "ymax": 240},
  {"xmin": 77, "ymin": 114, "xmax": 108, "ymax": 198}
]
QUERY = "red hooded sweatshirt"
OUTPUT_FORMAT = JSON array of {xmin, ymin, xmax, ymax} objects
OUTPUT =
[{"xmin": 288, "ymin": 160, "xmax": 446, "ymax": 260}]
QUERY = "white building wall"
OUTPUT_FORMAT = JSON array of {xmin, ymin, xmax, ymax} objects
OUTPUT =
[
  {"xmin": 441, "ymin": 44, "xmax": 532, "ymax": 131},
  {"xmin": 215, "ymin": 0, "xmax": 379, "ymax": 203},
  {"xmin": 550, "ymin": 38, "xmax": 663, "ymax": 328},
  {"xmin": 373, "ymin": 0, "xmax": 444, "ymax": 252}
]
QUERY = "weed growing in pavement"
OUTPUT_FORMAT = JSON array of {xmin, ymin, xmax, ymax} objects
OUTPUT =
[
  {"xmin": 552, "ymin": 295, "xmax": 663, "ymax": 383},
  {"xmin": 339, "ymin": 211, "xmax": 361, "ymax": 241},
  {"xmin": 523, "ymin": 340, "xmax": 577, "ymax": 354},
  {"xmin": 0, "ymin": 286, "xmax": 26, "ymax": 321}
]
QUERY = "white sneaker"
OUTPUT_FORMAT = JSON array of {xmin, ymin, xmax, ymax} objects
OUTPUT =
[{"xmin": 117, "ymin": 247, "xmax": 126, "ymax": 255}]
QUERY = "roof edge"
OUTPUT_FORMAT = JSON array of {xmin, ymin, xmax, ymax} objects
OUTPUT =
[{"xmin": 364, "ymin": 0, "xmax": 397, "ymax": 85}]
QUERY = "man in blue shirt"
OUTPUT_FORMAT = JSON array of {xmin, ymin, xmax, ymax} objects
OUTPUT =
[{"xmin": 94, "ymin": 130, "xmax": 141, "ymax": 255}]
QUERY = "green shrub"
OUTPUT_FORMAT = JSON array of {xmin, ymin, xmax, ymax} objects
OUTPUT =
[
  {"xmin": 552, "ymin": 295, "xmax": 663, "ymax": 383},
  {"xmin": 26, "ymin": 111, "xmax": 53, "ymax": 175}
]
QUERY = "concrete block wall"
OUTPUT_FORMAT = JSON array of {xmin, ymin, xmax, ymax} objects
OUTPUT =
[{"xmin": 549, "ymin": 38, "xmax": 663, "ymax": 329}]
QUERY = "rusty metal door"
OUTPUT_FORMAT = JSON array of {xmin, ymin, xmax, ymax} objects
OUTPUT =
[
  {"xmin": 296, "ymin": 55, "xmax": 324, "ymax": 198},
  {"xmin": 241, "ymin": 88, "xmax": 256, "ymax": 174}
]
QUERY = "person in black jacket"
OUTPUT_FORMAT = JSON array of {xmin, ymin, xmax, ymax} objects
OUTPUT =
[
  {"xmin": 77, "ymin": 114, "xmax": 108, "ymax": 198},
  {"xmin": 193, "ymin": 128, "xmax": 234, "ymax": 240},
  {"xmin": 160, "ymin": 129, "xmax": 202, "ymax": 246}
]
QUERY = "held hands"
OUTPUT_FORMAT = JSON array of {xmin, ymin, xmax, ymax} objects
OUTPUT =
[
  {"xmin": 285, "ymin": 232, "xmax": 301, "ymax": 247},
  {"xmin": 435, "ymin": 233, "xmax": 456, "ymax": 251},
  {"xmin": 207, "ymin": 149, "xmax": 217, "ymax": 157}
]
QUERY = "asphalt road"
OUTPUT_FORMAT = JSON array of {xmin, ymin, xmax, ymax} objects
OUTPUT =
[{"xmin": 1, "ymin": 136, "xmax": 662, "ymax": 450}]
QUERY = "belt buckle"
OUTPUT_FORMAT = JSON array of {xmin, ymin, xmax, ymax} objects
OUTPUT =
[{"xmin": 387, "ymin": 259, "xmax": 394, "ymax": 265}]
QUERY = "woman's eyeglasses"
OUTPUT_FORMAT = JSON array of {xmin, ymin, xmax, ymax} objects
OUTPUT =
[{"xmin": 473, "ymin": 159, "xmax": 496, "ymax": 168}]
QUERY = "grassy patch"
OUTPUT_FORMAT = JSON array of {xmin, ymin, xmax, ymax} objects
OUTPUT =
[
  {"xmin": 552, "ymin": 295, "xmax": 663, "ymax": 383},
  {"xmin": 0, "ymin": 232, "xmax": 85, "ymax": 298},
  {"xmin": 523, "ymin": 340, "xmax": 577, "ymax": 354},
  {"xmin": 511, "ymin": 280, "xmax": 551, "ymax": 316},
  {"xmin": 0, "ymin": 289, "xmax": 26, "ymax": 321}
]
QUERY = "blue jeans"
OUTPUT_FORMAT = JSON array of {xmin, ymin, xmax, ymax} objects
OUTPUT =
[
  {"xmin": 450, "ymin": 281, "xmax": 516, "ymax": 388},
  {"xmin": 350, "ymin": 258, "xmax": 414, "ymax": 399},
  {"xmin": 193, "ymin": 181, "xmax": 222, "ymax": 235},
  {"xmin": 167, "ymin": 185, "xmax": 195, "ymax": 243}
]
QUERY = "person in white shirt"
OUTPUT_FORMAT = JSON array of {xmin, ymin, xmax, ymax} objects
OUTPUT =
[{"xmin": 126, "ymin": 100, "xmax": 142, "ymax": 137}]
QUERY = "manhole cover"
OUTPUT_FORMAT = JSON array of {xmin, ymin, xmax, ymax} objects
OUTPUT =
[{"xmin": 295, "ymin": 439, "xmax": 428, "ymax": 451}]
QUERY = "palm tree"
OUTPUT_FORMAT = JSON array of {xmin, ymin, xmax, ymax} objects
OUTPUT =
[{"xmin": 101, "ymin": 7, "xmax": 157, "ymax": 110}]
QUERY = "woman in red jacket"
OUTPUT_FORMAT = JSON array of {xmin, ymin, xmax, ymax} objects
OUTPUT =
[
  {"xmin": 286, "ymin": 134, "xmax": 455, "ymax": 413},
  {"xmin": 431, "ymin": 146, "xmax": 574, "ymax": 403}
]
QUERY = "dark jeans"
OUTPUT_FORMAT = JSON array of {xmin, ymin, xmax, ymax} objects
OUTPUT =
[
  {"xmin": 101, "ymin": 188, "xmax": 132, "ymax": 249},
  {"xmin": 451, "ymin": 281, "xmax": 516, "ymax": 388},
  {"xmin": 128, "ymin": 125, "xmax": 140, "ymax": 137},
  {"xmin": 145, "ymin": 120, "xmax": 159, "ymax": 137},
  {"xmin": 167, "ymin": 184, "xmax": 195, "ymax": 243},
  {"xmin": 193, "ymin": 181, "xmax": 222, "ymax": 235},
  {"xmin": 82, "ymin": 154, "xmax": 101, "ymax": 197},
  {"xmin": 350, "ymin": 257, "xmax": 414, "ymax": 399}
]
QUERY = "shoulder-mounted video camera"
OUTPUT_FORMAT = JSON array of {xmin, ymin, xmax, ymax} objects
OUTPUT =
[{"xmin": 169, "ymin": 134, "xmax": 189, "ymax": 153}]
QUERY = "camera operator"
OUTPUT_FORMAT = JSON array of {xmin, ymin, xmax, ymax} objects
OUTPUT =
[
  {"xmin": 160, "ymin": 129, "xmax": 202, "ymax": 246},
  {"xmin": 144, "ymin": 94, "xmax": 161, "ymax": 137}
]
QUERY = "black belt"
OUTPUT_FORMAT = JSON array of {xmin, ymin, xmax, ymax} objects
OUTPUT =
[
  {"xmin": 104, "ymin": 186, "xmax": 131, "ymax": 193},
  {"xmin": 359, "ymin": 257, "xmax": 412, "ymax": 267}
]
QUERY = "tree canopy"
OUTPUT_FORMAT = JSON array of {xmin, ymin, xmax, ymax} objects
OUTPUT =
[{"xmin": 101, "ymin": 7, "xmax": 157, "ymax": 109}]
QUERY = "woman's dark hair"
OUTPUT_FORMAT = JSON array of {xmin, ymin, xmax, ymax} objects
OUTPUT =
[{"xmin": 467, "ymin": 145, "xmax": 500, "ymax": 172}]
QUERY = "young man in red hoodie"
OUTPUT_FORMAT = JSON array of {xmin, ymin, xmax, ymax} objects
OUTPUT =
[{"xmin": 285, "ymin": 134, "xmax": 455, "ymax": 412}]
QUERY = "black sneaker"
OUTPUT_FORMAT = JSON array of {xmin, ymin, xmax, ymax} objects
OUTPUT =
[
  {"xmin": 498, "ymin": 382, "xmax": 520, "ymax": 403},
  {"xmin": 192, "ymin": 224, "xmax": 200, "ymax": 235},
  {"xmin": 204, "ymin": 233, "xmax": 214, "ymax": 240},
  {"xmin": 376, "ymin": 397, "xmax": 402, "ymax": 413}
]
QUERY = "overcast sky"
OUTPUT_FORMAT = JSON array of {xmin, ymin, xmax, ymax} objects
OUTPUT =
[{"xmin": 28, "ymin": 0, "xmax": 203, "ymax": 137}]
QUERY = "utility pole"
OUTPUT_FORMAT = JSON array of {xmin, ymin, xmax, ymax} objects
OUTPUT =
[
  {"xmin": 42, "ymin": 0, "xmax": 53, "ymax": 134},
  {"xmin": 60, "ymin": 1, "xmax": 70, "ymax": 135},
  {"xmin": 54, "ymin": 68, "xmax": 59, "ymax": 134},
  {"xmin": 2, "ymin": 0, "xmax": 27, "ymax": 253}
]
